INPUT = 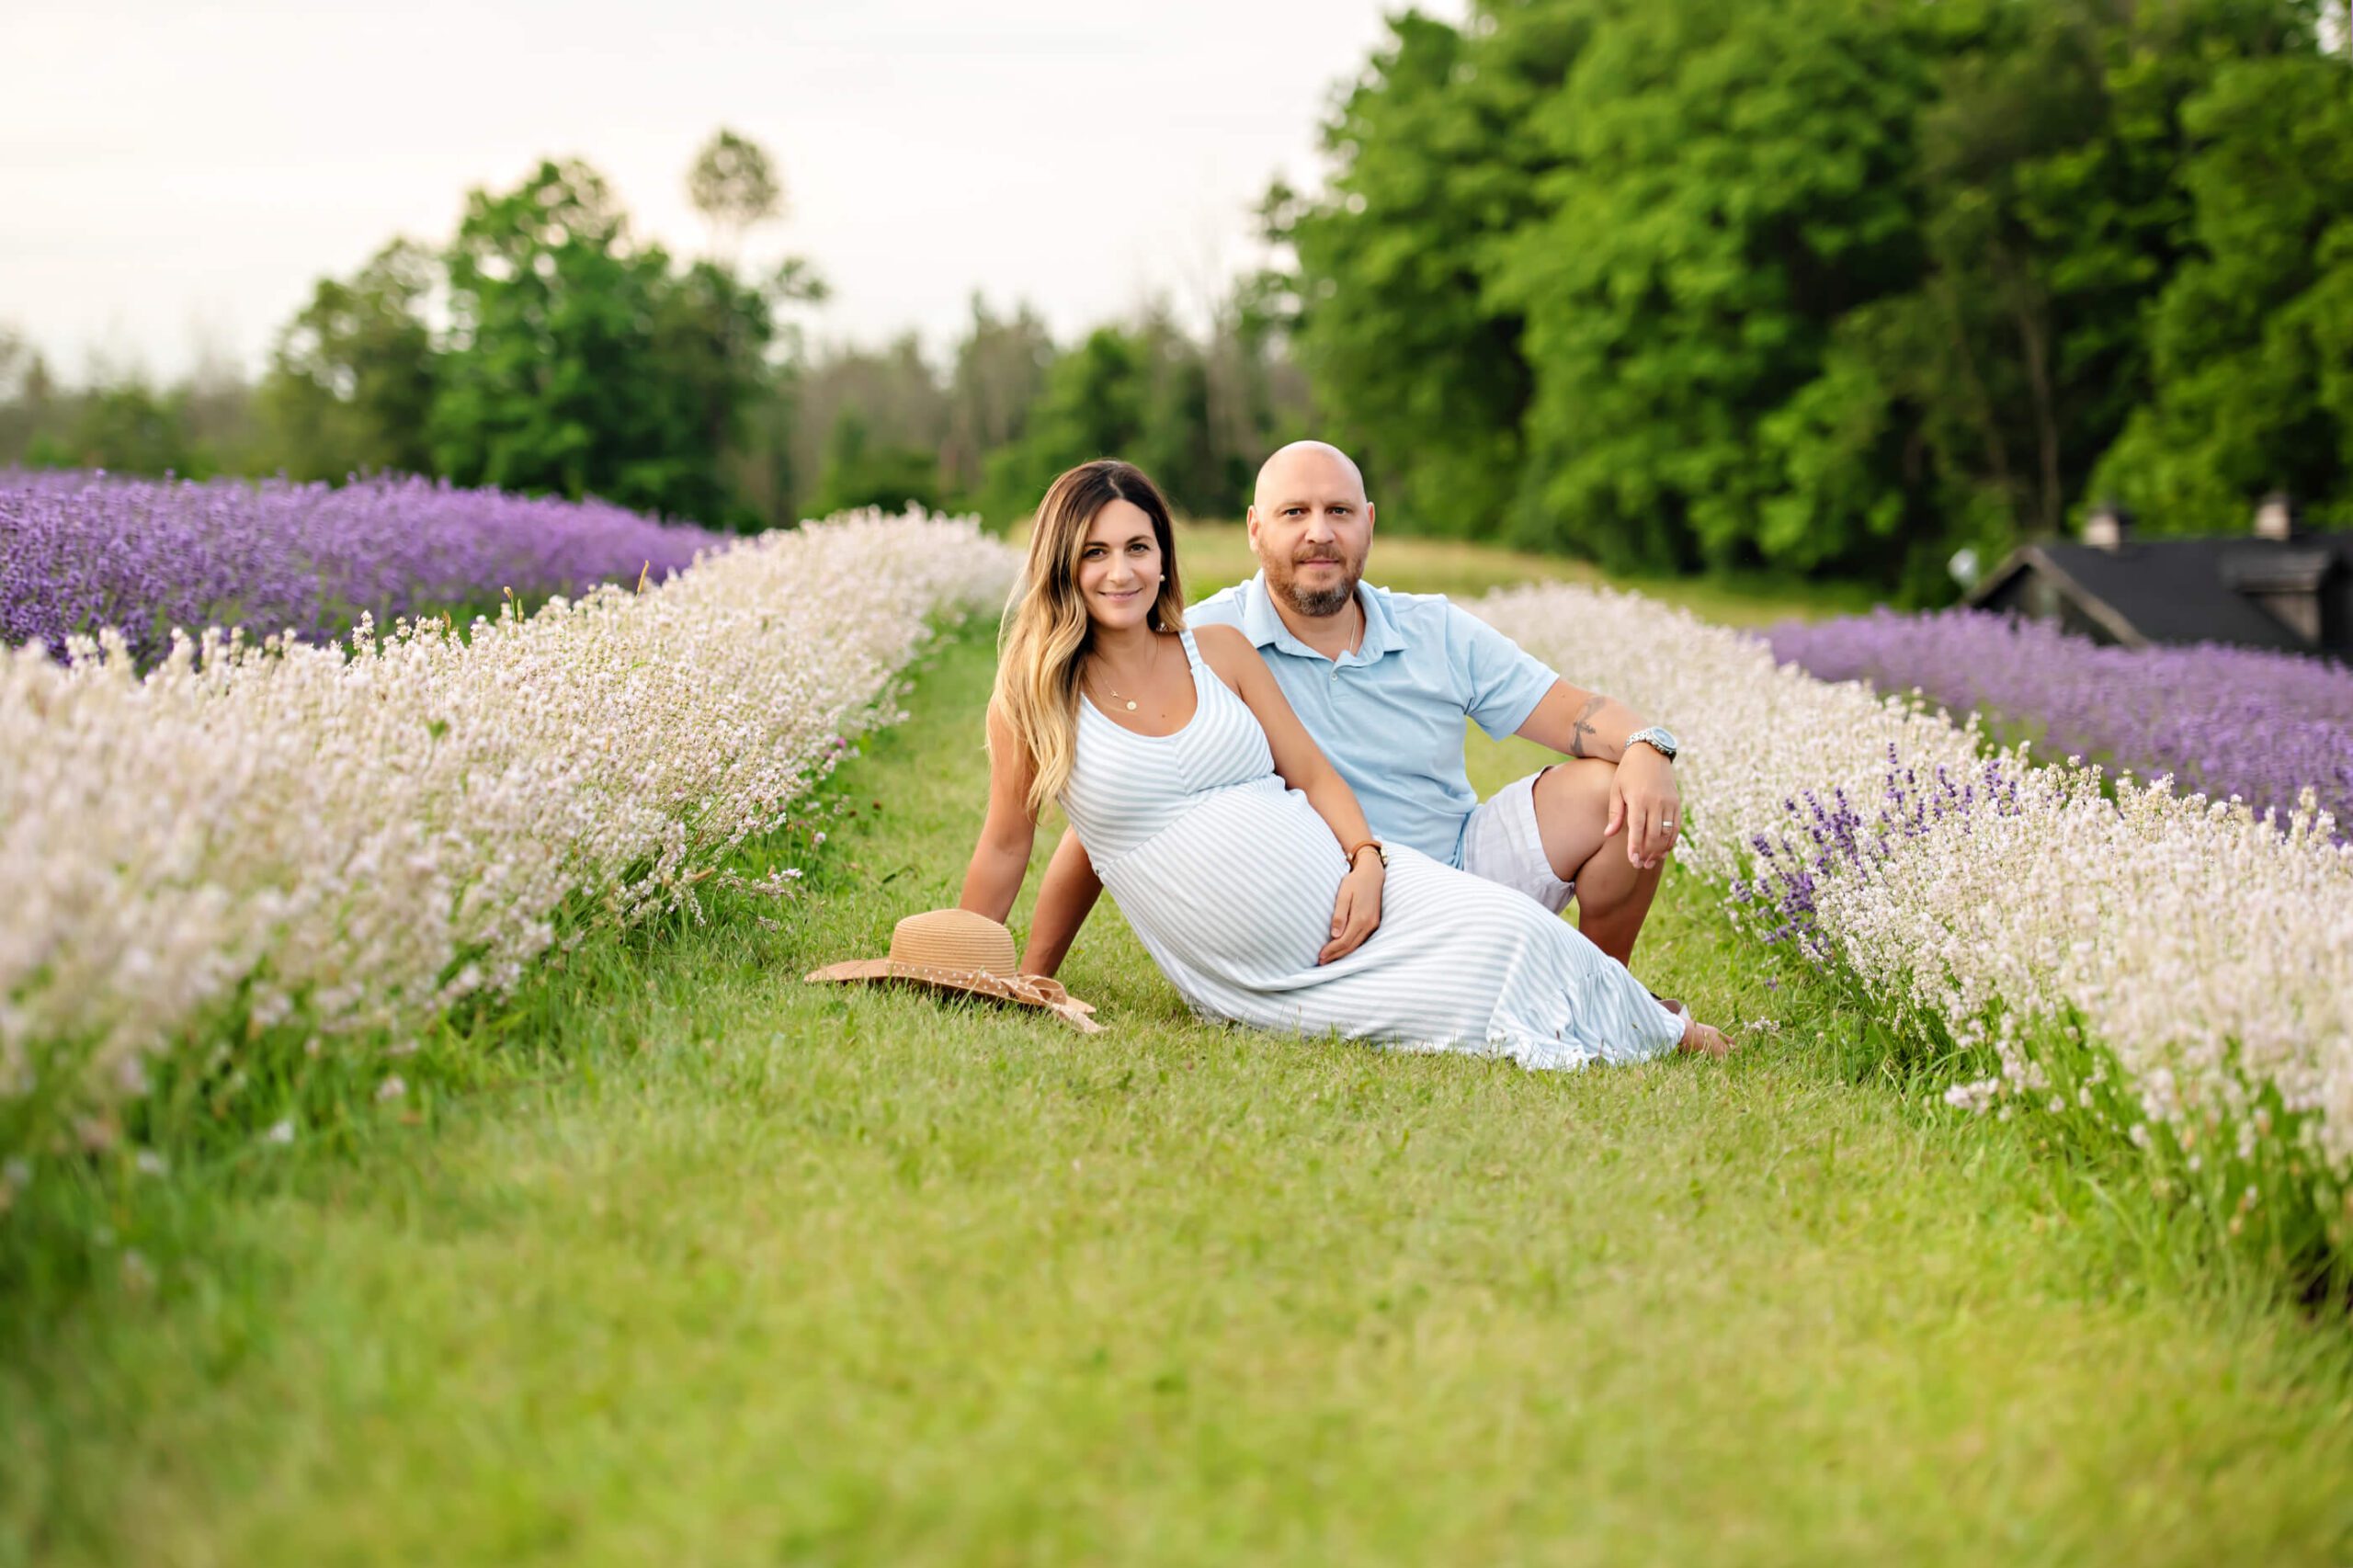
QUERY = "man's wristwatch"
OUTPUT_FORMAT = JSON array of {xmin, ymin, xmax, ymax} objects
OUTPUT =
[{"xmin": 1626, "ymin": 725, "xmax": 1679, "ymax": 762}]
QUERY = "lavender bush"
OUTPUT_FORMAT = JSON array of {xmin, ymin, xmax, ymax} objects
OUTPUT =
[
  {"xmin": 1483, "ymin": 581, "xmax": 2353, "ymax": 1289},
  {"xmin": 1767, "ymin": 608, "xmax": 2353, "ymax": 838},
  {"xmin": 1731, "ymin": 746, "xmax": 2026, "ymax": 962},
  {"xmin": 0, "ymin": 470, "xmax": 728, "ymax": 660}
]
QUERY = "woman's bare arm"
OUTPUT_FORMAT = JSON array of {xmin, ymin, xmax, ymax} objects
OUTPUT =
[
  {"xmin": 1019, "ymin": 827, "xmax": 1102, "ymax": 976},
  {"xmin": 1193, "ymin": 624, "xmax": 1383, "ymax": 962},
  {"xmin": 1194, "ymin": 627, "xmax": 1370, "ymax": 845},
  {"xmin": 959, "ymin": 702, "xmax": 1040, "ymax": 925}
]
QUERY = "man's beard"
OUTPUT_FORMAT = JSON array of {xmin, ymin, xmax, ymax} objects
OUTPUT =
[{"xmin": 1275, "ymin": 555, "xmax": 1361, "ymax": 618}]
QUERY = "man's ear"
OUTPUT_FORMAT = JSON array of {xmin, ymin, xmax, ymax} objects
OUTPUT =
[
  {"xmin": 1364, "ymin": 501, "xmax": 1376, "ymax": 535},
  {"xmin": 1245, "ymin": 505, "xmax": 1262, "ymax": 552}
]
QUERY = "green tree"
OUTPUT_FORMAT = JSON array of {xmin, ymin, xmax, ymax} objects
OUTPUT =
[
  {"xmin": 800, "ymin": 293, "xmax": 1304, "ymax": 528},
  {"xmin": 812, "ymin": 408, "xmax": 940, "ymax": 515},
  {"xmin": 2092, "ymin": 33, "xmax": 2353, "ymax": 532},
  {"xmin": 982, "ymin": 326, "xmax": 1147, "ymax": 523},
  {"xmin": 791, "ymin": 335, "xmax": 949, "ymax": 519},
  {"xmin": 0, "ymin": 327, "xmax": 62, "ymax": 465},
  {"xmin": 257, "ymin": 238, "xmax": 438, "ymax": 481},
  {"xmin": 1790, "ymin": 0, "xmax": 2319, "ymax": 591},
  {"xmin": 1488, "ymin": 0, "xmax": 1942, "ymax": 574},
  {"xmin": 939, "ymin": 297, "xmax": 1056, "ymax": 502},
  {"xmin": 1125, "ymin": 307, "xmax": 1225, "ymax": 517},
  {"xmin": 688, "ymin": 127, "xmax": 784, "ymax": 267},
  {"xmin": 29, "ymin": 381, "xmax": 210, "ymax": 477},
  {"xmin": 1273, "ymin": 6, "xmax": 1582, "ymax": 536},
  {"xmin": 1280, "ymin": 0, "xmax": 2348, "ymax": 586},
  {"xmin": 642, "ymin": 257, "xmax": 797, "ymax": 528},
  {"xmin": 428, "ymin": 158, "xmax": 774, "ymax": 522},
  {"xmin": 686, "ymin": 128, "xmax": 825, "ymax": 528},
  {"xmin": 1203, "ymin": 281, "xmax": 1314, "ymax": 505}
]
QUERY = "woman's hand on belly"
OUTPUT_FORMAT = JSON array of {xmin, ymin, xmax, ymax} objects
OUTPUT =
[{"xmin": 1318, "ymin": 857, "xmax": 1384, "ymax": 964}]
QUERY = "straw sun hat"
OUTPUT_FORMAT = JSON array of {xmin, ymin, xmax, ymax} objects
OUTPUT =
[{"xmin": 805, "ymin": 908, "xmax": 1102, "ymax": 1033}]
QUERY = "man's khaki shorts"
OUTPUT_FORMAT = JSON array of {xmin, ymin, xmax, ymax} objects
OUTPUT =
[{"xmin": 1460, "ymin": 767, "xmax": 1575, "ymax": 915}]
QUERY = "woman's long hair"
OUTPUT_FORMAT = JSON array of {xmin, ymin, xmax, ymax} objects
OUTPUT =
[{"xmin": 992, "ymin": 459, "xmax": 1186, "ymax": 817}]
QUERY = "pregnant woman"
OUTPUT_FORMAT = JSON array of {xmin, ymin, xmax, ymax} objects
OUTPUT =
[{"xmin": 959, "ymin": 459, "xmax": 1732, "ymax": 1068}]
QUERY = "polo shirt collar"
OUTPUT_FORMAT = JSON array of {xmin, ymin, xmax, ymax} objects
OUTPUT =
[
  {"xmin": 1356, "ymin": 581, "xmax": 1406, "ymax": 660},
  {"xmin": 1237, "ymin": 570, "xmax": 1290, "ymax": 648},
  {"xmin": 1236, "ymin": 570, "xmax": 1409, "ymax": 663}
]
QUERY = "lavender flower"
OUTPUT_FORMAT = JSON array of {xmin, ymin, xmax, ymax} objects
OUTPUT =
[
  {"xmin": 1768, "ymin": 608, "xmax": 2353, "ymax": 840},
  {"xmin": 1476, "ymin": 580, "xmax": 2353, "ymax": 1262},
  {"xmin": 1732, "ymin": 746, "xmax": 2025, "ymax": 960},
  {"xmin": 0, "ymin": 470, "xmax": 728, "ymax": 661},
  {"xmin": 0, "ymin": 508, "xmax": 1013, "ymax": 1172}
]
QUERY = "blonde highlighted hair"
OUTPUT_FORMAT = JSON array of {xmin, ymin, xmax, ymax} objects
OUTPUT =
[{"xmin": 992, "ymin": 460, "xmax": 1186, "ymax": 816}]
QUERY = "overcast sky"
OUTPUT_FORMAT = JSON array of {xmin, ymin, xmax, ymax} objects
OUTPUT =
[{"xmin": 3, "ymin": 0, "xmax": 1455, "ymax": 385}]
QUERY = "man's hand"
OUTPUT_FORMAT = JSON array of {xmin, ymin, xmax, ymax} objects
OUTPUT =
[
  {"xmin": 1606, "ymin": 747, "xmax": 1681, "ymax": 869},
  {"xmin": 1319, "ymin": 858, "xmax": 1384, "ymax": 964}
]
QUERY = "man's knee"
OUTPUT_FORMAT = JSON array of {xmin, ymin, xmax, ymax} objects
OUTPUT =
[
  {"xmin": 1529, "ymin": 757, "xmax": 1618, "ymax": 881},
  {"xmin": 1535, "ymin": 756, "xmax": 1616, "ymax": 816}
]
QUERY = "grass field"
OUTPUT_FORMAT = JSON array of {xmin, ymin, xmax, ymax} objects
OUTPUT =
[{"xmin": 4, "ymin": 551, "xmax": 2350, "ymax": 1564}]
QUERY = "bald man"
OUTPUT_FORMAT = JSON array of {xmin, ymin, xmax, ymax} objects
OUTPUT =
[{"xmin": 1017, "ymin": 439, "xmax": 1686, "ymax": 983}]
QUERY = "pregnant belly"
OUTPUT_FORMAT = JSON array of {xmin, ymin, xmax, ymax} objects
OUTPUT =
[{"xmin": 1099, "ymin": 781, "xmax": 1345, "ymax": 976}]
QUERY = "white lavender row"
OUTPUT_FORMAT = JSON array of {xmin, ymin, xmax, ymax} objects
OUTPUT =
[
  {"xmin": 0, "ymin": 509, "xmax": 1015, "ymax": 1166},
  {"xmin": 1474, "ymin": 584, "xmax": 2353, "ymax": 1202}
]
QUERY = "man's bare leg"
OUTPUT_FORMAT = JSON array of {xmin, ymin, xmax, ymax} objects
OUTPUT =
[
  {"xmin": 1529, "ymin": 758, "xmax": 1666, "ymax": 970},
  {"xmin": 1019, "ymin": 826, "xmax": 1104, "ymax": 977}
]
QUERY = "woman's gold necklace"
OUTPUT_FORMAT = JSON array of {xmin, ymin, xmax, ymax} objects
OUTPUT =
[{"xmin": 1098, "ymin": 636, "xmax": 1160, "ymax": 712}]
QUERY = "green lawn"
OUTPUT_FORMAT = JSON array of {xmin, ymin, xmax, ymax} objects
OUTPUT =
[{"xmin": 4, "ymin": 557, "xmax": 2350, "ymax": 1564}]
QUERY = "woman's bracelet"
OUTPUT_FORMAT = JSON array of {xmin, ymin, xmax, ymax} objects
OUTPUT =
[{"xmin": 1345, "ymin": 839, "xmax": 1387, "ymax": 869}]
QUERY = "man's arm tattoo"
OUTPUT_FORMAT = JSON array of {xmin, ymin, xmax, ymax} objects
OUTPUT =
[{"xmin": 1567, "ymin": 695, "xmax": 1606, "ymax": 758}]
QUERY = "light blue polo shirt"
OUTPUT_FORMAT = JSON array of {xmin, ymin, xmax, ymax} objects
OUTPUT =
[{"xmin": 1188, "ymin": 571, "xmax": 1563, "ymax": 866}]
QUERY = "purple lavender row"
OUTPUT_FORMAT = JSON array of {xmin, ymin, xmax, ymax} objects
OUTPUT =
[
  {"xmin": 1766, "ymin": 608, "xmax": 2353, "ymax": 838},
  {"xmin": 0, "ymin": 470, "xmax": 730, "ymax": 660}
]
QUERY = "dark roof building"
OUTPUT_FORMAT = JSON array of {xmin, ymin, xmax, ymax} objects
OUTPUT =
[{"xmin": 1968, "ymin": 496, "xmax": 2352, "ymax": 658}]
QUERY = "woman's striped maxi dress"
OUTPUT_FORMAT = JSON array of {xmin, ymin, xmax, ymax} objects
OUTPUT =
[{"xmin": 1060, "ymin": 629, "xmax": 1687, "ymax": 1070}]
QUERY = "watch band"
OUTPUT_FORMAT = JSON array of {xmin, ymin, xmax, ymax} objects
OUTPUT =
[{"xmin": 1627, "ymin": 725, "xmax": 1678, "ymax": 761}]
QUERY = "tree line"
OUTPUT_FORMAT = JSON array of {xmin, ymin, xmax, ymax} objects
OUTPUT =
[
  {"xmin": 1267, "ymin": 0, "xmax": 2353, "ymax": 595},
  {"xmin": 6, "ymin": 1, "xmax": 2351, "ymax": 593},
  {"xmin": 0, "ymin": 131, "xmax": 1308, "ymax": 532}
]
